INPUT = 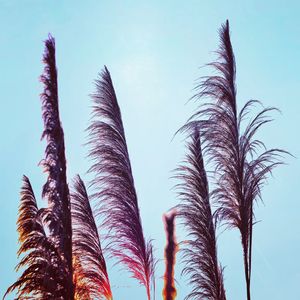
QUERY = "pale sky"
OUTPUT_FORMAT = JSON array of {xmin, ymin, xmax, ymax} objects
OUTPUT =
[{"xmin": 1, "ymin": 1, "xmax": 300, "ymax": 299}]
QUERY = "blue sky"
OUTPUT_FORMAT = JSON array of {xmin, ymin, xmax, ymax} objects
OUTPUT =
[{"xmin": 1, "ymin": 1, "xmax": 300, "ymax": 299}]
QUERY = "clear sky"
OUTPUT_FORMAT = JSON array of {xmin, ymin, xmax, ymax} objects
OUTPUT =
[{"xmin": 1, "ymin": 1, "xmax": 300, "ymax": 299}]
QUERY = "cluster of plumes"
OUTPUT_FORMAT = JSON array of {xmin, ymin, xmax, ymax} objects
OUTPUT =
[
  {"xmin": 5, "ymin": 36, "xmax": 112, "ymax": 300},
  {"xmin": 5, "ymin": 36, "xmax": 74, "ymax": 300},
  {"xmin": 175, "ymin": 130, "xmax": 226, "ymax": 300},
  {"xmin": 87, "ymin": 66, "xmax": 155, "ymax": 300},
  {"xmin": 5, "ymin": 20, "xmax": 287, "ymax": 300},
  {"xmin": 71, "ymin": 175, "xmax": 112, "ymax": 300},
  {"xmin": 162, "ymin": 210, "xmax": 178, "ymax": 300},
  {"xmin": 180, "ymin": 20, "xmax": 286, "ymax": 300}
]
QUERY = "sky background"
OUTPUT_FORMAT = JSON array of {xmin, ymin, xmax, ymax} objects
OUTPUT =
[{"xmin": 1, "ymin": 1, "xmax": 300, "ymax": 299}]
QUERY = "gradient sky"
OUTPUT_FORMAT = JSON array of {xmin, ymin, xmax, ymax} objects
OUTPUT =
[{"xmin": 1, "ymin": 1, "xmax": 300, "ymax": 299}]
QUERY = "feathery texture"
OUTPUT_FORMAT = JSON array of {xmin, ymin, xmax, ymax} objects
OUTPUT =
[
  {"xmin": 4, "ymin": 176, "xmax": 68, "ymax": 299},
  {"xmin": 71, "ymin": 175, "xmax": 112, "ymax": 300},
  {"xmin": 162, "ymin": 211, "xmax": 178, "ymax": 300},
  {"xmin": 39, "ymin": 34, "xmax": 73, "ymax": 298},
  {"xmin": 181, "ymin": 20, "xmax": 285, "ymax": 300},
  {"xmin": 175, "ymin": 130, "xmax": 226, "ymax": 300},
  {"xmin": 87, "ymin": 66, "xmax": 155, "ymax": 300}
]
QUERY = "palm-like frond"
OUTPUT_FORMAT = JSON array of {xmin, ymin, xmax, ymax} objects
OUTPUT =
[
  {"xmin": 4, "ymin": 176, "xmax": 67, "ymax": 299},
  {"xmin": 162, "ymin": 211, "xmax": 177, "ymax": 300},
  {"xmin": 39, "ymin": 34, "xmax": 73, "ymax": 297},
  {"xmin": 71, "ymin": 175, "xmax": 112, "ymax": 300},
  {"xmin": 181, "ymin": 20, "xmax": 285, "ymax": 300},
  {"xmin": 87, "ymin": 66, "xmax": 155, "ymax": 299},
  {"xmin": 175, "ymin": 131, "xmax": 226, "ymax": 300}
]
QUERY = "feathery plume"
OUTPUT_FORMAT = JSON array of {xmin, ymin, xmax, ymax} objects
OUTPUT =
[
  {"xmin": 4, "ymin": 176, "xmax": 68, "ymax": 299},
  {"xmin": 71, "ymin": 175, "xmax": 112, "ymax": 300},
  {"xmin": 175, "ymin": 130, "xmax": 226, "ymax": 300},
  {"xmin": 39, "ymin": 34, "xmax": 73, "ymax": 298},
  {"xmin": 87, "ymin": 66, "xmax": 155, "ymax": 299}
]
